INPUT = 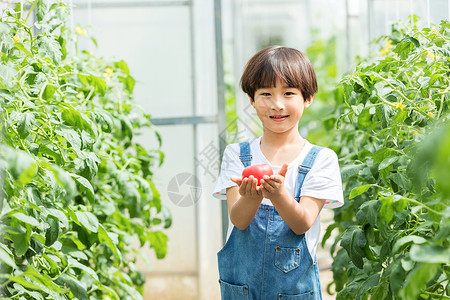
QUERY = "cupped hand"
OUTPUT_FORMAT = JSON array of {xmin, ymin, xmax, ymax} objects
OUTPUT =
[
  {"xmin": 260, "ymin": 163, "xmax": 288, "ymax": 200},
  {"xmin": 231, "ymin": 175, "xmax": 263, "ymax": 199}
]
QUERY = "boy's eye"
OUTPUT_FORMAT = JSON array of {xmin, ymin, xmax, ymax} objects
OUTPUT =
[
  {"xmin": 261, "ymin": 92, "xmax": 271, "ymax": 96},
  {"xmin": 285, "ymin": 92, "xmax": 295, "ymax": 96}
]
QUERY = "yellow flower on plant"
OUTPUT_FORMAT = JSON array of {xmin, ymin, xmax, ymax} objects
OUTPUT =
[
  {"xmin": 426, "ymin": 51, "xmax": 435, "ymax": 61},
  {"xmin": 105, "ymin": 67, "xmax": 114, "ymax": 75},
  {"xmin": 103, "ymin": 67, "xmax": 114, "ymax": 80},
  {"xmin": 13, "ymin": 35, "xmax": 19, "ymax": 42},
  {"xmin": 381, "ymin": 38, "xmax": 393, "ymax": 56},
  {"xmin": 428, "ymin": 112, "xmax": 434, "ymax": 117},
  {"xmin": 393, "ymin": 100, "xmax": 406, "ymax": 111},
  {"xmin": 413, "ymin": 131, "xmax": 419, "ymax": 135},
  {"xmin": 75, "ymin": 27, "xmax": 88, "ymax": 36}
]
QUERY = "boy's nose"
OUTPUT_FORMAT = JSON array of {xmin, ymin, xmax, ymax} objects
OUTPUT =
[{"xmin": 269, "ymin": 96, "xmax": 285, "ymax": 110}]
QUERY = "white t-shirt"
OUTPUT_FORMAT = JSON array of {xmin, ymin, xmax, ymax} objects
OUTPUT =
[{"xmin": 212, "ymin": 136, "xmax": 344, "ymax": 258}]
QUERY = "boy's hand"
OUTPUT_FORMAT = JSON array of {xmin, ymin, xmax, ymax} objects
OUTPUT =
[
  {"xmin": 260, "ymin": 163, "xmax": 289, "ymax": 200},
  {"xmin": 230, "ymin": 175, "xmax": 263, "ymax": 201}
]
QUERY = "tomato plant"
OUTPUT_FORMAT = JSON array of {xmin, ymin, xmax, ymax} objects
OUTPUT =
[
  {"xmin": 0, "ymin": 1, "xmax": 170, "ymax": 299},
  {"xmin": 324, "ymin": 18, "xmax": 450, "ymax": 299},
  {"xmin": 242, "ymin": 164, "xmax": 273, "ymax": 186}
]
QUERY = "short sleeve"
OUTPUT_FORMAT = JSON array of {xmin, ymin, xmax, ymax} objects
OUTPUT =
[
  {"xmin": 300, "ymin": 148, "xmax": 344, "ymax": 208},
  {"xmin": 212, "ymin": 145, "xmax": 244, "ymax": 200}
]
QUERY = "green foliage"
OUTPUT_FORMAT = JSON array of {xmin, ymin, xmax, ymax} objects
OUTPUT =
[
  {"xmin": 325, "ymin": 19, "xmax": 450, "ymax": 299},
  {"xmin": 304, "ymin": 33, "xmax": 344, "ymax": 146},
  {"xmin": 0, "ymin": 1, "xmax": 170, "ymax": 299}
]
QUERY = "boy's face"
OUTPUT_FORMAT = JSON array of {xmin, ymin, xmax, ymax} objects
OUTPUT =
[{"xmin": 250, "ymin": 79, "xmax": 312, "ymax": 135}]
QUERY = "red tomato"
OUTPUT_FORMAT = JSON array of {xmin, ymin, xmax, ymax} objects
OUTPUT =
[{"xmin": 242, "ymin": 164, "xmax": 273, "ymax": 186}]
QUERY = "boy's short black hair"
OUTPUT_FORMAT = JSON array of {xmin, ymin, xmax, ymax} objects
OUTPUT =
[{"xmin": 240, "ymin": 46, "xmax": 318, "ymax": 101}]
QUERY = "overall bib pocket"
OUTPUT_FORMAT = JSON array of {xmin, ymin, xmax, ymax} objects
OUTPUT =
[
  {"xmin": 277, "ymin": 290, "xmax": 316, "ymax": 299},
  {"xmin": 275, "ymin": 246, "xmax": 301, "ymax": 273},
  {"xmin": 219, "ymin": 279, "xmax": 249, "ymax": 300}
]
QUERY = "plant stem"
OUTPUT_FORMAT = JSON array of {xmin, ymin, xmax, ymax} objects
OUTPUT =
[
  {"xmin": 406, "ymin": 198, "xmax": 443, "ymax": 216},
  {"xmin": 24, "ymin": 2, "xmax": 37, "ymax": 24}
]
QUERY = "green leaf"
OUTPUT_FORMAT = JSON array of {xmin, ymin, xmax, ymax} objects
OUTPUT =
[
  {"xmin": 379, "ymin": 195, "xmax": 394, "ymax": 223},
  {"xmin": 410, "ymin": 244, "xmax": 450, "ymax": 264},
  {"xmin": 8, "ymin": 275, "xmax": 44, "ymax": 292},
  {"xmin": 69, "ymin": 258, "xmax": 99, "ymax": 282},
  {"xmin": 47, "ymin": 164, "xmax": 77, "ymax": 201},
  {"xmin": 91, "ymin": 110, "xmax": 113, "ymax": 133},
  {"xmin": 14, "ymin": 42, "xmax": 33, "ymax": 56},
  {"xmin": 98, "ymin": 285, "xmax": 120, "ymax": 300},
  {"xmin": 119, "ymin": 115, "xmax": 134, "ymax": 141},
  {"xmin": 74, "ymin": 175, "xmax": 95, "ymax": 203},
  {"xmin": 56, "ymin": 127, "xmax": 81, "ymax": 151},
  {"xmin": 118, "ymin": 281, "xmax": 143, "ymax": 300},
  {"xmin": 37, "ymin": 35, "xmax": 62, "ymax": 64},
  {"xmin": 392, "ymin": 235, "xmax": 427, "ymax": 254},
  {"xmin": 321, "ymin": 223, "xmax": 339, "ymax": 247},
  {"xmin": 351, "ymin": 103, "xmax": 364, "ymax": 115},
  {"xmin": 55, "ymin": 274, "xmax": 87, "ymax": 299},
  {"xmin": 0, "ymin": 21, "xmax": 10, "ymax": 35},
  {"xmin": 12, "ymin": 212, "xmax": 40, "ymax": 227},
  {"xmin": 340, "ymin": 225, "xmax": 366, "ymax": 269},
  {"xmin": 17, "ymin": 112, "xmax": 36, "ymax": 139},
  {"xmin": 75, "ymin": 211, "xmax": 98, "ymax": 233},
  {"xmin": 349, "ymin": 184, "xmax": 373, "ymax": 199},
  {"xmin": 24, "ymin": 265, "xmax": 67, "ymax": 293},
  {"xmin": 393, "ymin": 35, "xmax": 420, "ymax": 59},
  {"xmin": 61, "ymin": 107, "xmax": 90, "ymax": 132},
  {"xmin": 10, "ymin": 226, "xmax": 30, "ymax": 256},
  {"xmin": 373, "ymin": 148, "xmax": 397, "ymax": 164},
  {"xmin": 42, "ymin": 83, "xmax": 57, "ymax": 100},
  {"xmin": 98, "ymin": 224, "xmax": 122, "ymax": 262},
  {"xmin": 147, "ymin": 231, "xmax": 168, "ymax": 259},
  {"xmin": 89, "ymin": 74, "xmax": 106, "ymax": 96},
  {"xmin": 6, "ymin": 150, "xmax": 37, "ymax": 186},
  {"xmin": 359, "ymin": 200, "xmax": 380, "ymax": 227},
  {"xmin": 161, "ymin": 206, "xmax": 172, "ymax": 229},
  {"xmin": 399, "ymin": 263, "xmax": 439, "ymax": 300},
  {"xmin": 379, "ymin": 155, "xmax": 398, "ymax": 170},
  {"xmin": 340, "ymin": 164, "xmax": 364, "ymax": 180},
  {"xmin": 114, "ymin": 60, "xmax": 130, "ymax": 75},
  {"xmin": 46, "ymin": 208, "xmax": 69, "ymax": 228},
  {"xmin": 0, "ymin": 244, "xmax": 16, "ymax": 268},
  {"xmin": 118, "ymin": 75, "xmax": 135, "ymax": 94},
  {"xmin": 45, "ymin": 217, "xmax": 60, "ymax": 246},
  {"xmin": 388, "ymin": 172, "xmax": 411, "ymax": 191},
  {"xmin": 357, "ymin": 108, "xmax": 372, "ymax": 129},
  {"xmin": 36, "ymin": 0, "xmax": 47, "ymax": 22}
]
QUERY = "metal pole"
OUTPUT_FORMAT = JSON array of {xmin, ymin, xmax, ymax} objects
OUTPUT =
[
  {"xmin": 188, "ymin": 0, "xmax": 201, "ymax": 297},
  {"xmin": 345, "ymin": 0, "xmax": 351, "ymax": 72},
  {"xmin": 384, "ymin": 0, "xmax": 389, "ymax": 35},
  {"xmin": 214, "ymin": 0, "xmax": 228, "ymax": 246},
  {"xmin": 410, "ymin": 0, "xmax": 413, "ymax": 25},
  {"xmin": 395, "ymin": 0, "xmax": 399, "ymax": 21},
  {"xmin": 368, "ymin": 0, "xmax": 372, "ymax": 47}
]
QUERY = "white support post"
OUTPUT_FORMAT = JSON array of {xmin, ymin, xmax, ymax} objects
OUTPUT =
[{"xmin": 409, "ymin": 0, "xmax": 413, "ymax": 25}]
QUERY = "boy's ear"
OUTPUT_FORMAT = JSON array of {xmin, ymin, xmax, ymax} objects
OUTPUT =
[
  {"xmin": 249, "ymin": 95, "xmax": 255, "ymax": 107},
  {"xmin": 304, "ymin": 96, "xmax": 313, "ymax": 108}
]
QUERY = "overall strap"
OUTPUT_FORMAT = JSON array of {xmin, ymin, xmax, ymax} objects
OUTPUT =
[
  {"xmin": 294, "ymin": 145, "xmax": 323, "ymax": 201},
  {"xmin": 239, "ymin": 141, "xmax": 252, "ymax": 167}
]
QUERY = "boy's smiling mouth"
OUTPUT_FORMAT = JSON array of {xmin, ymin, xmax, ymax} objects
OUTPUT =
[{"xmin": 269, "ymin": 115, "xmax": 289, "ymax": 119}]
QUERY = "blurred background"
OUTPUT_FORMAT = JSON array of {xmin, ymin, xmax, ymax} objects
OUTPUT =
[{"xmin": 3, "ymin": 0, "xmax": 448, "ymax": 299}]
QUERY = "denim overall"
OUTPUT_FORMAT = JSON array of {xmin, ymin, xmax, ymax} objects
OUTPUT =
[{"xmin": 218, "ymin": 141, "xmax": 323, "ymax": 300}]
